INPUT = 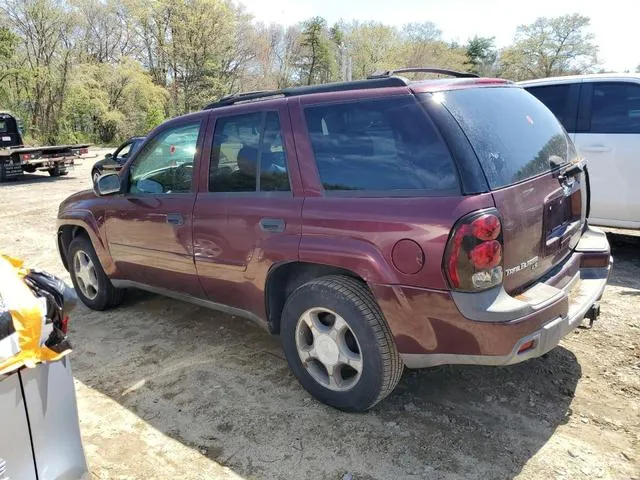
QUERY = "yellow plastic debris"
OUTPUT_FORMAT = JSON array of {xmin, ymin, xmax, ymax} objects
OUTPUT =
[{"xmin": 0, "ymin": 254, "xmax": 71, "ymax": 375}]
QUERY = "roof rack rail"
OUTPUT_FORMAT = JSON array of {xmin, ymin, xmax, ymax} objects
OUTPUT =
[
  {"xmin": 368, "ymin": 67, "xmax": 479, "ymax": 79},
  {"xmin": 203, "ymin": 77, "xmax": 408, "ymax": 110},
  {"xmin": 207, "ymin": 90, "xmax": 283, "ymax": 109}
]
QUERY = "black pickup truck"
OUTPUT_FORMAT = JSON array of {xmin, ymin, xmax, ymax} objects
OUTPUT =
[{"xmin": 0, "ymin": 112, "xmax": 90, "ymax": 182}]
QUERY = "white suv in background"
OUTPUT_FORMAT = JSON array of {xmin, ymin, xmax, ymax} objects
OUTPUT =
[{"xmin": 520, "ymin": 74, "xmax": 640, "ymax": 229}]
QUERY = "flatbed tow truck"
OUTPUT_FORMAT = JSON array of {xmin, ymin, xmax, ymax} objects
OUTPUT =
[{"xmin": 0, "ymin": 111, "xmax": 89, "ymax": 182}]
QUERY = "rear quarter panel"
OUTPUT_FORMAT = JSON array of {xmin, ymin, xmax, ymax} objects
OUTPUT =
[{"xmin": 300, "ymin": 194, "xmax": 495, "ymax": 289}]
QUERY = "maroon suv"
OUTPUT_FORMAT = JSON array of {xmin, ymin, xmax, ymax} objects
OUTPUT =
[{"xmin": 57, "ymin": 68, "xmax": 612, "ymax": 411}]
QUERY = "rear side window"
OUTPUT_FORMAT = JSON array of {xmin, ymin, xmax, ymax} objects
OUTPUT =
[
  {"xmin": 589, "ymin": 82, "xmax": 640, "ymax": 134},
  {"xmin": 525, "ymin": 84, "xmax": 575, "ymax": 132},
  {"xmin": 436, "ymin": 87, "xmax": 573, "ymax": 189},
  {"xmin": 304, "ymin": 97, "xmax": 458, "ymax": 193}
]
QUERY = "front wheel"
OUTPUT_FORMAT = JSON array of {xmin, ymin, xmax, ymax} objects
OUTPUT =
[
  {"xmin": 92, "ymin": 169, "xmax": 101, "ymax": 184},
  {"xmin": 68, "ymin": 235, "xmax": 123, "ymax": 310},
  {"xmin": 281, "ymin": 275, "xmax": 403, "ymax": 412}
]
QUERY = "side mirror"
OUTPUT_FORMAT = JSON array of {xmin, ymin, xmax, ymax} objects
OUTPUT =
[
  {"xmin": 104, "ymin": 152, "xmax": 114, "ymax": 161},
  {"xmin": 95, "ymin": 173, "xmax": 121, "ymax": 196}
]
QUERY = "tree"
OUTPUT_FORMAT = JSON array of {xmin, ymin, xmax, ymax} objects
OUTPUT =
[
  {"xmin": 299, "ymin": 17, "xmax": 334, "ymax": 85},
  {"xmin": 466, "ymin": 36, "xmax": 497, "ymax": 75},
  {"xmin": 72, "ymin": 0, "xmax": 137, "ymax": 63},
  {"xmin": 499, "ymin": 14, "xmax": 598, "ymax": 81},
  {"xmin": 400, "ymin": 22, "xmax": 468, "ymax": 74},
  {"xmin": 403, "ymin": 22, "xmax": 441, "ymax": 43},
  {"xmin": 1, "ymin": 0, "xmax": 76, "ymax": 143},
  {"xmin": 62, "ymin": 60, "xmax": 167, "ymax": 143},
  {"xmin": 345, "ymin": 22, "xmax": 400, "ymax": 79}
]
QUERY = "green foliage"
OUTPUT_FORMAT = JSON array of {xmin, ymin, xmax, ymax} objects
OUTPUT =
[
  {"xmin": 499, "ymin": 14, "xmax": 598, "ymax": 81},
  {"xmin": 399, "ymin": 22, "xmax": 469, "ymax": 76},
  {"xmin": 0, "ymin": 27, "xmax": 17, "ymax": 61},
  {"xmin": 346, "ymin": 22, "xmax": 400, "ymax": 79},
  {"xmin": 300, "ymin": 17, "xmax": 335, "ymax": 85},
  {"xmin": 62, "ymin": 61, "xmax": 167, "ymax": 143},
  {"xmin": 466, "ymin": 36, "xmax": 497, "ymax": 75}
]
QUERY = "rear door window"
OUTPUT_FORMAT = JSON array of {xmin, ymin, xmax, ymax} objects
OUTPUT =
[
  {"xmin": 209, "ymin": 111, "xmax": 291, "ymax": 193},
  {"xmin": 304, "ymin": 97, "xmax": 458, "ymax": 193},
  {"xmin": 434, "ymin": 87, "xmax": 574, "ymax": 189},
  {"xmin": 525, "ymin": 84, "xmax": 578, "ymax": 132},
  {"xmin": 588, "ymin": 82, "xmax": 640, "ymax": 134}
]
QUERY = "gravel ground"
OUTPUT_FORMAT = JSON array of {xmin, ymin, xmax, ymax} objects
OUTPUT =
[{"xmin": 0, "ymin": 151, "xmax": 638, "ymax": 480}]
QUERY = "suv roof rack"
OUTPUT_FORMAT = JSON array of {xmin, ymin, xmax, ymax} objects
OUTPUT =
[
  {"xmin": 368, "ymin": 67, "xmax": 479, "ymax": 79},
  {"xmin": 204, "ymin": 68, "xmax": 478, "ymax": 110},
  {"xmin": 203, "ymin": 77, "xmax": 408, "ymax": 110}
]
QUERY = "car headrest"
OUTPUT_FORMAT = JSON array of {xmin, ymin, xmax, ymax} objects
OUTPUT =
[{"xmin": 237, "ymin": 145, "xmax": 258, "ymax": 175}]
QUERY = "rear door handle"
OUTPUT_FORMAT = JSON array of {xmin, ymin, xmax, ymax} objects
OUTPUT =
[
  {"xmin": 580, "ymin": 145, "xmax": 612, "ymax": 153},
  {"xmin": 166, "ymin": 213, "xmax": 184, "ymax": 226},
  {"xmin": 260, "ymin": 218, "xmax": 285, "ymax": 233}
]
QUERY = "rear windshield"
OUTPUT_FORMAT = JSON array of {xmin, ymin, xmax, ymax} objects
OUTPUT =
[{"xmin": 432, "ymin": 87, "xmax": 573, "ymax": 189}]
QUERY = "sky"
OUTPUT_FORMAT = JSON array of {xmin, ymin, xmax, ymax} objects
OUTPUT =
[{"xmin": 238, "ymin": 0, "xmax": 639, "ymax": 72}]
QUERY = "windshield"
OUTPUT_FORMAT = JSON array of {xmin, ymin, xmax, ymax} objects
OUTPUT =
[{"xmin": 425, "ymin": 87, "xmax": 575, "ymax": 189}]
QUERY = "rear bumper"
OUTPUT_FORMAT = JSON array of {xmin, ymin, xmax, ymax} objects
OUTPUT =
[{"xmin": 372, "ymin": 226, "xmax": 611, "ymax": 368}]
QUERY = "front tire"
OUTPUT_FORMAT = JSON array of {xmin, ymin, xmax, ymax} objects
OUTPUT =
[
  {"xmin": 92, "ymin": 169, "xmax": 101, "ymax": 184},
  {"xmin": 68, "ymin": 235, "xmax": 123, "ymax": 310},
  {"xmin": 281, "ymin": 275, "xmax": 403, "ymax": 412}
]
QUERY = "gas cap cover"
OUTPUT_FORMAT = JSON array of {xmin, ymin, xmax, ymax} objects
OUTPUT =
[{"xmin": 391, "ymin": 239, "xmax": 425, "ymax": 275}]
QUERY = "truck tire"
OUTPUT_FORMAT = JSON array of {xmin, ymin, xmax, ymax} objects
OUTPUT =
[
  {"xmin": 67, "ymin": 235, "xmax": 123, "ymax": 310},
  {"xmin": 48, "ymin": 166, "xmax": 61, "ymax": 177},
  {"xmin": 280, "ymin": 275, "xmax": 403, "ymax": 412}
]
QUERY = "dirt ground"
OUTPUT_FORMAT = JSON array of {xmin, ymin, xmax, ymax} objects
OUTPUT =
[{"xmin": 0, "ymin": 151, "xmax": 638, "ymax": 480}]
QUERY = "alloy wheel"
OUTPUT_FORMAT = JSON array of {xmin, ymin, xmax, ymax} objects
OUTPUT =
[
  {"xmin": 73, "ymin": 250, "xmax": 99, "ymax": 300},
  {"xmin": 295, "ymin": 307, "xmax": 363, "ymax": 391}
]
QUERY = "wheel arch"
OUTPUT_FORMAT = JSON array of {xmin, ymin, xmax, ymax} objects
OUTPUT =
[
  {"xmin": 57, "ymin": 214, "xmax": 114, "ymax": 275},
  {"xmin": 265, "ymin": 261, "xmax": 372, "ymax": 334}
]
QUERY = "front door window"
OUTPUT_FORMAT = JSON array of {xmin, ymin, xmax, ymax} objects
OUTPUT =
[{"xmin": 129, "ymin": 123, "xmax": 201, "ymax": 194}]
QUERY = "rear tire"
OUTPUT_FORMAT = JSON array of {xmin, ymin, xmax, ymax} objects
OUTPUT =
[
  {"xmin": 68, "ymin": 235, "xmax": 123, "ymax": 310},
  {"xmin": 280, "ymin": 275, "xmax": 403, "ymax": 412},
  {"xmin": 48, "ymin": 166, "xmax": 60, "ymax": 177}
]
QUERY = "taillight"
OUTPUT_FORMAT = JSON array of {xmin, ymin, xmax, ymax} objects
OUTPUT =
[
  {"xmin": 20, "ymin": 153, "xmax": 31, "ymax": 161},
  {"xmin": 444, "ymin": 209, "xmax": 504, "ymax": 292},
  {"xmin": 80, "ymin": 147, "xmax": 88, "ymax": 155}
]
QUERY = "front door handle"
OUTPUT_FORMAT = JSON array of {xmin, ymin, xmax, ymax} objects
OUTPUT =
[
  {"xmin": 580, "ymin": 145, "xmax": 612, "ymax": 153},
  {"xmin": 166, "ymin": 213, "xmax": 184, "ymax": 226},
  {"xmin": 260, "ymin": 218, "xmax": 285, "ymax": 233}
]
